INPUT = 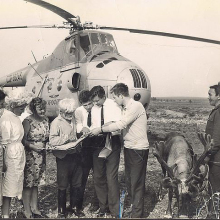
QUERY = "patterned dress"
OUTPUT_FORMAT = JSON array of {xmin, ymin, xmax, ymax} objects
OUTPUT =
[{"xmin": 23, "ymin": 116, "xmax": 49, "ymax": 187}]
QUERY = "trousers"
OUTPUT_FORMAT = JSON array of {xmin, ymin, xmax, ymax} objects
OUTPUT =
[
  {"xmin": 0, "ymin": 146, "xmax": 3, "ymax": 206},
  {"xmin": 124, "ymin": 148, "xmax": 149, "ymax": 218},
  {"xmin": 93, "ymin": 135, "xmax": 121, "ymax": 217},
  {"xmin": 56, "ymin": 153, "xmax": 82, "ymax": 190},
  {"xmin": 77, "ymin": 145, "xmax": 99, "ymax": 209}
]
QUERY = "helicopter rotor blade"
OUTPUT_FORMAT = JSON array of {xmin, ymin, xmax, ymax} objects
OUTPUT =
[
  {"xmin": 0, "ymin": 24, "xmax": 69, "ymax": 30},
  {"xmin": 25, "ymin": 0, "xmax": 77, "ymax": 28},
  {"xmin": 100, "ymin": 26, "xmax": 220, "ymax": 45}
]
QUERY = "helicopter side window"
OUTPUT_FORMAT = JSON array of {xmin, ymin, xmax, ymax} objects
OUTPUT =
[
  {"xmin": 63, "ymin": 38, "xmax": 77, "ymax": 65},
  {"xmin": 100, "ymin": 34, "xmax": 111, "ymax": 51},
  {"xmin": 106, "ymin": 35, "xmax": 117, "ymax": 52},
  {"xmin": 69, "ymin": 39, "xmax": 76, "ymax": 55},
  {"xmin": 100, "ymin": 34, "xmax": 108, "ymax": 45}
]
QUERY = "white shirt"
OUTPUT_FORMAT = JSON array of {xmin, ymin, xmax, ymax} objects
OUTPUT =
[
  {"xmin": 91, "ymin": 98, "xmax": 122, "ymax": 135},
  {"xmin": 106, "ymin": 98, "xmax": 149, "ymax": 150},
  {"xmin": 75, "ymin": 105, "xmax": 90, "ymax": 133}
]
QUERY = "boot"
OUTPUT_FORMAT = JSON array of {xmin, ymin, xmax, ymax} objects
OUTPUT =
[
  {"xmin": 70, "ymin": 187, "xmax": 85, "ymax": 217},
  {"xmin": 57, "ymin": 189, "xmax": 66, "ymax": 218}
]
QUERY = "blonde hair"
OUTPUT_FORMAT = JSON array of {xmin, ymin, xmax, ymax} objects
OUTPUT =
[{"xmin": 58, "ymin": 98, "xmax": 78, "ymax": 113}]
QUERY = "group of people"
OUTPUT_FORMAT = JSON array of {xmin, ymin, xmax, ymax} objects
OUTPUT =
[
  {"xmin": 0, "ymin": 92, "xmax": 50, "ymax": 218},
  {"xmin": 0, "ymin": 83, "xmax": 149, "ymax": 219},
  {"xmin": 0, "ymin": 81, "xmax": 220, "ymax": 219},
  {"xmin": 48, "ymin": 83, "xmax": 149, "ymax": 218}
]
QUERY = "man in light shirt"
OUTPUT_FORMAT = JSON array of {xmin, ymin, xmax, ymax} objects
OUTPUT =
[
  {"xmin": 74, "ymin": 90, "xmax": 99, "ymax": 212},
  {"xmin": 49, "ymin": 98, "xmax": 84, "ymax": 218},
  {"xmin": 89, "ymin": 86, "xmax": 122, "ymax": 218},
  {"xmin": 90, "ymin": 83, "xmax": 149, "ymax": 218}
]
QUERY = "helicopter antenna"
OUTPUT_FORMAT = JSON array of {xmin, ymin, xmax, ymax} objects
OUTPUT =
[
  {"xmin": 31, "ymin": 50, "xmax": 37, "ymax": 63},
  {"xmin": 28, "ymin": 63, "xmax": 43, "ymax": 79}
]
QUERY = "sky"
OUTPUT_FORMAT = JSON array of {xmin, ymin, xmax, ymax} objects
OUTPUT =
[{"xmin": 0, "ymin": 0, "xmax": 220, "ymax": 97}]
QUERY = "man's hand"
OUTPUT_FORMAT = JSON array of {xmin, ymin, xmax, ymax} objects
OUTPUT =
[
  {"xmin": 82, "ymin": 127, "xmax": 90, "ymax": 136},
  {"xmin": 89, "ymin": 127, "xmax": 102, "ymax": 136}
]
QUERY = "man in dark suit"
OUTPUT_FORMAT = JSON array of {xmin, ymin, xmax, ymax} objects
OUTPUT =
[{"xmin": 75, "ymin": 90, "xmax": 99, "ymax": 213}]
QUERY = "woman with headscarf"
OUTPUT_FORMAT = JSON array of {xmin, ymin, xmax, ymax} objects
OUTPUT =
[
  {"xmin": 22, "ymin": 97, "xmax": 49, "ymax": 218},
  {"xmin": 0, "ymin": 95, "xmax": 27, "ymax": 218}
]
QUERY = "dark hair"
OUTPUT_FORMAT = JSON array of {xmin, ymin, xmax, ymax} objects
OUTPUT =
[
  {"xmin": 110, "ymin": 83, "xmax": 129, "ymax": 97},
  {"xmin": 210, "ymin": 84, "xmax": 220, "ymax": 96},
  {"xmin": 90, "ymin": 86, "xmax": 105, "ymax": 100},
  {"xmin": 29, "ymin": 97, "xmax": 46, "ymax": 115},
  {"xmin": 78, "ymin": 90, "xmax": 91, "ymax": 104},
  {"xmin": 0, "ymin": 89, "xmax": 7, "ymax": 101}
]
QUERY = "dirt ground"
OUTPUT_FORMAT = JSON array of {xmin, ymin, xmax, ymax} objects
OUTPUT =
[{"xmin": 9, "ymin": 97, "xmax": 214, "ymax": 219}]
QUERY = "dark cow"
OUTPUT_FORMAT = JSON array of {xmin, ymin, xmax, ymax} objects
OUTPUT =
[{"xmin": 153, "ymin": 132, "xmax": 212, "ymax": 218}]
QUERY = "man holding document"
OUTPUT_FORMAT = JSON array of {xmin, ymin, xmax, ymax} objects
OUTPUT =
[
  {"xmin": 90, "ymin": 83, "xmax": 149, "ymax": 218},
  {"xmin": 89, "ymin": 85, "xmax": 122, "ymax": 218},
  {"xmin": 49, "ymin": 98, "xmax": 84, "ymax": 218}
]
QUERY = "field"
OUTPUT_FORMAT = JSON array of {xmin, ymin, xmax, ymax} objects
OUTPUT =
[{"xmin": 9, "ymin": 97, "xmax": 214, "ymax": 219}]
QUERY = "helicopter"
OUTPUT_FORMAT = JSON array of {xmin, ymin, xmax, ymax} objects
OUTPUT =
[{"xmin": 0, "ymin": 0, "xmax": 220, "ymax": 119}]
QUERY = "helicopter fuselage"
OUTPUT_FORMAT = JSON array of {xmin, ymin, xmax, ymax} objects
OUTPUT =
[{"xmin": 0, "ymin": 30, "xmax": 151, "ymax": 118}]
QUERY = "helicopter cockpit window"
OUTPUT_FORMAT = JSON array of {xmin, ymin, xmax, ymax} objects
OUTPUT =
[
  {"xmin": 90, "ymin": 33, "xmax": 101, "ymax": 52},
  {"xmin": 100, "ymin": 34, "xmax": 117, "ymax": 53},
  {"xmin": 80, "ymin": 34, "xmax": 91, "ymax": 57}
]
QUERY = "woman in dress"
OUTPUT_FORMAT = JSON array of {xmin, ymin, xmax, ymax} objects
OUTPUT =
[
  {"xmin": 22, "ymin": 97, "xmax": 49, "ymax": 218},
  {"xmin": 0, "ymin": 96, "xmax": 27, "ymax": 218}
]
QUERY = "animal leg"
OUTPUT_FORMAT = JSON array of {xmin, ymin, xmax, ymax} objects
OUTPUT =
[
  {"xmin": 164, "ymin": 187, "xmax": 173, "ymax": 218},
  {"xmin": 157, "ymin": 181, "xmax": 163, "ymax": 201}
]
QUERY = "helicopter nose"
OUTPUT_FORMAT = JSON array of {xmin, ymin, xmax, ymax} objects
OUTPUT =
[{"xmin": 117, "ymin": 67, "xmax": 151, "ymax": 108}]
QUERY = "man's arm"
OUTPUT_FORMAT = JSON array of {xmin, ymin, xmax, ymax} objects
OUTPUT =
[
  {"xmin": 90, "ymin": 105, "xmax": 142, "ymax": 135},
  {"xmin": 208, "ymin": 109, "xmax": 220, "ymax": 156}
]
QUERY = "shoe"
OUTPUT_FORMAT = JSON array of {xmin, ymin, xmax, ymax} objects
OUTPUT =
[
  {"xmin": 106, "ymin": 208, "xmax": 111, "ymax": 215},
  {"xmin": 97, "ymin": 209, "xmax": 107, "ymax": 218},
  {"xmin": 88, "ymin": 204, "xmax": 99, "ymax": 212},
  {"xmin": 32, "ymin": 213, "xmax": 49, "ymax": 218},
  {"xmin": 57, "ymin": 213, "xmax": 66, "ymax": 219},
  {"xmin": 72, "ymin": 208, "xmax": 85, "ymax": 217}
]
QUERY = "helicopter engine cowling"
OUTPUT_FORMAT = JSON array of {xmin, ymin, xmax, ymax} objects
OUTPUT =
[{"xmin": 116, "ymin": 67, "xmax": 151, "ymax": 109}]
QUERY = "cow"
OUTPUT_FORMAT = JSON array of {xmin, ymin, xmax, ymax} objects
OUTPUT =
[{"xmin": 153, "ymin": 132, "xmax": 212, "ymax": 218}]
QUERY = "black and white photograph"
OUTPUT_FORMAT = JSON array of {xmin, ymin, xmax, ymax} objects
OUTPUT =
[{"xmin": 0, "ymin": 0, "xmax": 220, "ymax": 219}]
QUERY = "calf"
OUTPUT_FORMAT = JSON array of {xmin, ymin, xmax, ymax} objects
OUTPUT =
[{"xmin": 153, "ymin": 132, "xmax": 212, "ymax": 218}]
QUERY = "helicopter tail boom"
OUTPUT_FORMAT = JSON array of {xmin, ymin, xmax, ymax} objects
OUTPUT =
[{"xmin": 0, "ymin": 71, "xmax": 27, "ymax": 87}]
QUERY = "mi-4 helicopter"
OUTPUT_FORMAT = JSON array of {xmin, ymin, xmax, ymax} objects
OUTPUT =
[{"xmin": 0, "ymin": 0, "xmax": 219, "ymax": 118}]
